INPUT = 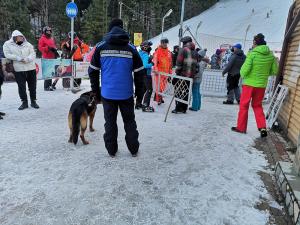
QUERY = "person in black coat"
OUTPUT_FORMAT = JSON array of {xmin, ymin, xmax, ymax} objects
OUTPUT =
[
  {"xmin": 222, "ymin": 43, "xmax": 246, "ymax": 104},
  {"xmin": 172, "ymin": 45, "xmax": 179, "ymax": 68}
]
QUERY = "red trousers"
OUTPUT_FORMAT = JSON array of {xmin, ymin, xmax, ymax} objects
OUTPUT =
[{"xmin": 236, "ymin": 85, "xmax": 266, "ymax": 132}]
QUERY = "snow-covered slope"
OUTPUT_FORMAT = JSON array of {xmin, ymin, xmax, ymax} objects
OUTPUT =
[{"xmin": 150, "ymin": 0, "xmax": 292, "ymax": 55}]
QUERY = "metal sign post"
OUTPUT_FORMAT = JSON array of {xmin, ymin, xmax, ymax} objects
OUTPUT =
[{"xmin": 66, "ymin": 1, "xmax": 78, "ymax": 91}]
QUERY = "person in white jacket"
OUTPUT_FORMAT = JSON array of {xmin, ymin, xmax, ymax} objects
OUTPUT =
[{"xmin": 3, "ymin": 30, "xmax": 39, "ymax": 110}]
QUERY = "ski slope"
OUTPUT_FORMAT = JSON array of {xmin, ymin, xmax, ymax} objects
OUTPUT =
[{"xmin": 150, "ymin": 0, "xmax": 292, "ymax": 55}]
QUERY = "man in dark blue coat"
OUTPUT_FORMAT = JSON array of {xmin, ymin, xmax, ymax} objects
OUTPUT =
[{"xmin": 88, "ymin": 19, "xmax": 145, "ymax": 158}]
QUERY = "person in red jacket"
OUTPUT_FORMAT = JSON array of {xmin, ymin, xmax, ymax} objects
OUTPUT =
[{"xmin": 38, "ymin": 26, "xmax": 59, "ymax": 91}]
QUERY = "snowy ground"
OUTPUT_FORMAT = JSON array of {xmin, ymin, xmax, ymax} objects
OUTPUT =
[{"xmin": 0, "ymin": 80, "xmax": 277, "ymax": 225}]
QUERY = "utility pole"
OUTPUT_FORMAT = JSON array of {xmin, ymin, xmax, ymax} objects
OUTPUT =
[
  {"xmin": 119, "ymin": 1, "xmax": 123, "ymax": 19},
  {"xmin": 243, "ymin": 24, "xmax": 251, "ymax": 51},
  {"xmin": 178, "ymin": 0, "xmax": 185, "ymax": 46}
]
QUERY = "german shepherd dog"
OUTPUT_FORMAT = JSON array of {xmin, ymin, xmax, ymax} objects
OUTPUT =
[{"xmin": 68, "ymin": 91, "xmax": 100, "ymax": 145}]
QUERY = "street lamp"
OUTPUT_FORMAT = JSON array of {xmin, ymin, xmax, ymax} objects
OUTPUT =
[
  {"xmin": 161, "ymin": 9, "xmax": 173, "ymax": 38},
  {"xmin": 178, "ymin": 0, "xmax": 185, "ymax": 46},
  {"xmin": 195, "ymin": 21, "xmax": 202, "ymax": 42},
  {"xmin": 243, "ymin": 24, "xmax": 251, "ymax": 50}
]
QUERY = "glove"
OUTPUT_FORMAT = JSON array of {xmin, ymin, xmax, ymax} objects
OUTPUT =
[{"xmin": 48, "ymin": 47, "xmax": 57, "ymax": 52}]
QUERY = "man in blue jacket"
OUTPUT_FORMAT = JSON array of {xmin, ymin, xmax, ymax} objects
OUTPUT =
[
  {"xmin": 138, "ymin": 41, "xmax": 154, "ymax": 112},
  {"xmin": 88, "ymin": 19, "xmax": 145, "ymax": 158}
]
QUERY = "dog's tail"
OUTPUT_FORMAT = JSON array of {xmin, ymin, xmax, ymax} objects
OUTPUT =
[{"xmin": 72, "ymin": 109, "xmax": 82, "ymax": 145}]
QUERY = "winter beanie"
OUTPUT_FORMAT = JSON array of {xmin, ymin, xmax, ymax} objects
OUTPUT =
[
  {"xmin": 108, "ymin": 18, "xmax": 124, "ymax": 31},
  {"xmin": 233, "ymin": 43, "xmax": 242, "ymax": 49},
  {"xmin": 198, "ymin": 49, "xmax": 207, "ymax": 58},
  {"xmin": 180, "ymin": 36, "xmax": 192, "ymax": 45},
  {"xmin": 216, "ymin": 49, "xmax": 222, "ymax": 55},
  {"xmin": 254, "ymin": 33, "xmax": 267, "ymax": 45}
]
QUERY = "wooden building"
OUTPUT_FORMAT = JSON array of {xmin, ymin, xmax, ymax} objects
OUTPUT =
[{"xmin": 278, "ymin": 0, "xmax": 300, "ymax": 145}]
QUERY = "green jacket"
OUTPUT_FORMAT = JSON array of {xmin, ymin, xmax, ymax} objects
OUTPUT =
[{"xmin": 240, "ymin": 45, "xmax": 278, "ymax": 88}]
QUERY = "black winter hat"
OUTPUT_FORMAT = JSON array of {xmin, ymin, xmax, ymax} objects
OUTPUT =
[
  {"xmin": 160, "ymin": 38, "xmax": 169, "ymax": 44},
  {"xmin": 108, "ymin": 18, "xmax": 124, "ymax": 31},
  {"xmin": 254, "ymin": 33, "xmax": 267, "ymax": 45},
  {"xmin": 180, "ymin": 36, "xmax": 192, "ymax": 44}
]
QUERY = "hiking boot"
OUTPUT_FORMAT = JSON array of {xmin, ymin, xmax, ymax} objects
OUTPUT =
[
  {"xmin": 135, "ymin": 103, "xmax": 143, "ymax": 110},
  {"xmin": 189, "ymin": 107, "xmax": 197, "ymax": 111},
  {"xmin": 44, "ymin": 86, "xmax": 54, "ymax": 91},
  {"xmin": 172, "ymin": 109, "xmax": 186, "ymax": 114},
  {"xmin": 260, "ymin": 128, "xmax": 268, "ymax": 138},
  {"xmin": 0, "ymin": 115, "xmax": 3, "ymax": 120},
  {"xmin": 142, "ymin": 105, "xmax": 154, "ymax": 112},
  {"xmin": 223, "ymin": 100, "xmax": 234, "ymax": 105},
  {"xmin": 231, "ymin": 127, "xmax": 246, "ymax": 134},
  {"xmin": 109, "ymin": 154, "xmax": 116, "ymax": 158},
  {"xmin": 0, "ymin": 112, "xmax": 5, "ymax": 116},
  {"xmin": 18, "ymin": 101, "xmax": 28, "ymax": 110},
  {"xmin": 30, "ymin": 100, "xmax": 40, "ymax": 109}
]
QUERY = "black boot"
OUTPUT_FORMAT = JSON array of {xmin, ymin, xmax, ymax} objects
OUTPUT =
[
  {"xmin": 223, "ymin": 100, "xmax": 234, "ymax": 105},
  {"xmin": 30, "ymin": 100, "xmax": 40, "ymax": 109},
  {"xmin": 135, "ymin": 103, "xmax": 143, "ymax": 110},
  {"xmin": 18, "ymin": 101, "xmax": 28, "ymax": 110},
  {"xmin": 260, "ymin": 128, "xmax": 267, "ymax": 138},
  {"xmin": 0, "ymin": 112, "xmax": 5, "ymax": 116}
]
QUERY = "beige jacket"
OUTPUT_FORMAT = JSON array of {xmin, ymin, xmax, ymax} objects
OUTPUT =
[{"xmin": 3, "ymin": 30, "xmax": 36, "ymax": 72}]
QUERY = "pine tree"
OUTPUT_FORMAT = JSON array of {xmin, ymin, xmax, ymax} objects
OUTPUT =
[
  {"xmin": 0, "ymin": 0, "xmax": 33, "ymax": 44},
  {"xmin": 81, "ymin": 0, "xmax": 108, "ymax": 45}
]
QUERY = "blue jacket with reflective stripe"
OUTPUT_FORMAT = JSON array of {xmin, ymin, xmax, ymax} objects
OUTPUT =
[{"xmin": 88, "ymin": 27, "xmax": 145, "ymax": 100}]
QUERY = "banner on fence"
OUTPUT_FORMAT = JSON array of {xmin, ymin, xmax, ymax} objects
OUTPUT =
[
  {"xmin": 41, "ymin": 59, "xmax": 72, "ymax": 79},
  {"xmin": 74, "ymin": 61, "xmax": 90, "ymax": 78},
  {"xmin": 35, "ymin": 59, "xmax": 42, "ymax": 80}
]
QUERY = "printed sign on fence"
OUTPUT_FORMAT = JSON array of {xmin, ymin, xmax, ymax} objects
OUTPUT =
[
  {"xmin": 74, "ymin": 61, "xmax": 90, "ymax": 78},
  {"xmin": 134, "ymin": 33, "xmax": 143, "ymax": 47},
  {"xmin": 35, "ymin": 58, "xmax": 42, "ymax": 80},
  {"xmin": 41, "ymin": 59, "xmax": 72, "ymax": 79}
]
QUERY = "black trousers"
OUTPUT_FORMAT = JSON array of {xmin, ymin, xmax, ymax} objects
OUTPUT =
[
  {"xmin": 143, "ymin": 75, "xmax": 153, "ymax": 106},
  {"xmin": 226, "ymin": 74, "xmax": 240, "ymax": 92},
  {"xmin": 102, "ymin": 96, "xmax": 139, "ymax": 155},
  {"xmin": 14, "ymin": 70, "xmax": 37, "ymax": 102},
  {"xmin": 175, "ymin": 79, "xmax": 190, "ymax": 112},
  {"xmin": 44, "ymin": 79, "xmax": 52, "ymax": 89}
]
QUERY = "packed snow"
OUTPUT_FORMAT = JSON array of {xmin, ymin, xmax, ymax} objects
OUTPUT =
[
  {"xmin": 150, "ymin": 0, "xmax": 292, "ymax": 55},
  {"xmin": 0, "ymin": 80, "xmax": 275, "ymax": 224}
]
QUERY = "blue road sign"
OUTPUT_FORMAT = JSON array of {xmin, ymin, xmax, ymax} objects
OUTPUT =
[{"xmin": 66, "ymin": 2, "xmax": 78, "ymax": 18}]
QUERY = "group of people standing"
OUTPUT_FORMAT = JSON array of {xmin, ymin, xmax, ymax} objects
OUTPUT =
[
  {"xmin": 0, "ymin": 17, "xmax": 279, "ymax": 157},
  {"xmin": 39, "ymin": 26, "xmax": 90, "ymax": 91},
  {"xmin": 136, "ymin": 35, "xmax": 208, "ymax": 114},
  {"xmin": 0, "ymin": 26, "xmax": 90, "ymax": 111}
]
